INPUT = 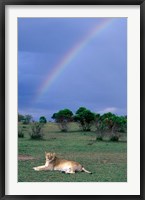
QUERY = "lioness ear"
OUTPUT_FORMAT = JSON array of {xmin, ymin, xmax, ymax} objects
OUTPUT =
[
  {"xmin": 45, "ymin": 152, "xmax": 47, "ymax": 155},
  {"xmin": 53, "ymin": 153, "xmax": 56, "ymax": 157}
]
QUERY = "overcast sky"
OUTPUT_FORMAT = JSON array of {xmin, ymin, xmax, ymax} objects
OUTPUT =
[{"xmin": 18, "ymin": 18, "xmax": 127, "ymax": 121}]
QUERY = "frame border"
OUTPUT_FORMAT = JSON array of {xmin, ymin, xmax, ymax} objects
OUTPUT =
[
  {"xmin": 0, "ymin": 0, "xmax": 144, "ymax": 199},
  {"xmin": 140, "ymin": 1, "xmax": 145, "ymax": 199},
  {"xmin": 0, "ymin": 0, "xmax": 5, "ymax": 199}
]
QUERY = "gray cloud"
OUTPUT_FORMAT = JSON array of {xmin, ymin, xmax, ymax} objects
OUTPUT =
[{"xmin": 18, "ymin": 18, "xmax": 127, "ymax": 120}]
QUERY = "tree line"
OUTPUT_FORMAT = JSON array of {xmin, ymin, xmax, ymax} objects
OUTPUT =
[{"xmin": 18, "ymin": 107, "xmax": 127, "ymax": 141}]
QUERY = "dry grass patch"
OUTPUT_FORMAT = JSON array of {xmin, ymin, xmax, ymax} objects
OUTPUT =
[{"xmin": 18, "ymin": 154, "xmax": 35, "ymax": 161}]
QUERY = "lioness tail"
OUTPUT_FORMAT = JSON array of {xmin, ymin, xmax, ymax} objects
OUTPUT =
[{"xmin": 82, "ymin": 167, "xmax": 92, "ymax": 174}]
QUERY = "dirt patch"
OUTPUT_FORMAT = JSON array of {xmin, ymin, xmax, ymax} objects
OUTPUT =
[{"xmin": 18, "ymin": 154, "xmax": 35, "ymax": 161}]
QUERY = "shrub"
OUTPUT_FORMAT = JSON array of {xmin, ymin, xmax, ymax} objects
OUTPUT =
[
  {"xmin": 110, "ymin": 135, "xmax": 120, "ymax": 142},
  {"xmin": 29, "ymin": 122, "xmax": 44, "ymax": 139},
  {"xmin": 18, "ymin": 127, "xmax": 24, "ymax": 138},
  {"xmin": 96, "ymin": 135, "xmax": 103, "ymax": 141}
]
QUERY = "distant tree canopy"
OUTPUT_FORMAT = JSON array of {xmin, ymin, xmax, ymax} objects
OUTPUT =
[
  {"xmin": 52, "ymin": 109, "xmax": 73, "ymax": 132},
  {"xmin": 18, "ymin": 113, "xmax": 24, "ymax": 122},
  {"xmin": 74, "ymin": 107, "xmax": 96, "ymax": 131},
  {"xmin": 18, "ymin": 113, "xmax": 33, "ymax": 124},
  {"xmin": 39, "ymin": 116, "xmax": 47, "ymax": 124},
  {"xmin": 23, "ymin": 115, "xmax": 33, "ymax": 124}
]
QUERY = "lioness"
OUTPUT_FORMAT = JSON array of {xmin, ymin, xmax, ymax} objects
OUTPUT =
[{"xmin": 33, "ymin": 152, "xmax": 92, "ymax": 174}]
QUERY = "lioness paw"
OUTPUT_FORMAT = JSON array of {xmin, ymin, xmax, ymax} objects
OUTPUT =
[{"xmin": 33, "ymin": 167, "xmax": 40, "ymax": 171}]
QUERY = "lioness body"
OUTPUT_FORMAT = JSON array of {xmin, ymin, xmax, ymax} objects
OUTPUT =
[
  {"xmin": 51, "ymin": 158, "xmax": 82, "ymax": 173},
  {"xmin": 33, "ymin": 152, "xmax": 91, "ymax": 174}
]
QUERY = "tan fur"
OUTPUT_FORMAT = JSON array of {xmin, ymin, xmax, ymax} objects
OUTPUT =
[{"xmin": 33, "ymin": 152, "xmax": 92, "ymax": 174}]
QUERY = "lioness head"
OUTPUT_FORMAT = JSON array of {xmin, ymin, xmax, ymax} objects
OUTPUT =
[{"xmin": 45, "ymin": 152, "xmax": 56, "ymax": 162}]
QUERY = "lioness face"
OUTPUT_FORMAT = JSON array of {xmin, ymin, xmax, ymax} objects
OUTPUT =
[{"xmin": 45, "ymin": 152, "xmax": 56, "ymax": 162}]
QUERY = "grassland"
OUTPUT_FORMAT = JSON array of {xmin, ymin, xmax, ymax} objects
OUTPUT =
[{"xmin": 18, "ymin": 122, "xmax": 127, "ymax": 182}]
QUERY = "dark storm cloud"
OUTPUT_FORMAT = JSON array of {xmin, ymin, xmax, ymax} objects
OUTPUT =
[{"xmin": 18, "ymin": 18, "xmax": 127, "ymax": 120}]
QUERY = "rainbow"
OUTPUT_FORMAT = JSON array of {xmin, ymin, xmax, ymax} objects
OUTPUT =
[{"xmin": 36, "ymin": 18, "xmax": 113, "ymax": 101}]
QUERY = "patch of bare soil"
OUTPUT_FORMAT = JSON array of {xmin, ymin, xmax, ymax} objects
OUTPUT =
[{"xmin": 18, "ymin": 154, "xmax": 35, "ymax": 161}]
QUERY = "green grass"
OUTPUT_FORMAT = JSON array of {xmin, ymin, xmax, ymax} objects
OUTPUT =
[{"xmin": 18, "ymin": 122, "xmax": 127, "ymax": 182}]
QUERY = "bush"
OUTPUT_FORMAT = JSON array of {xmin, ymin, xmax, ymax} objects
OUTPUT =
[
  {"xmin": 18, "ymin": 128, "xmax": 24, "ymax": 138},
  {"xmin": 29, "ymin": 122, "xmax": 44, "ymax": 139},
  {"xmin": 96, "ymin": 135, "xmax": 103, "ymax": 141},
  {"xmin": 61, "ymin": 129, "xmax": 67, "ymax": 132},
  {"xmin": 110, "ymin": 135, "xmax": 120, "ymax": 142}
]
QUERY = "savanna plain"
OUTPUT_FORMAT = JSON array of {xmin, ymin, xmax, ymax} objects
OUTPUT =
[{"xmin": 18, "ymin": 122, "xmax": 127, "ymax": 182}]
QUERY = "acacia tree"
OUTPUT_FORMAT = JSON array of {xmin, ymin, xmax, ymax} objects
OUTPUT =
[
  {"xmin": 96, "ymin": 112, "xmax": 127, "ymax": 141},
  {"xmin": 51, "ymin": 109, "xmax": 73, "ymax": 132},
  {"xmin": 74, "ymin": 107, "xmax": 96, "ymax": 131}
]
